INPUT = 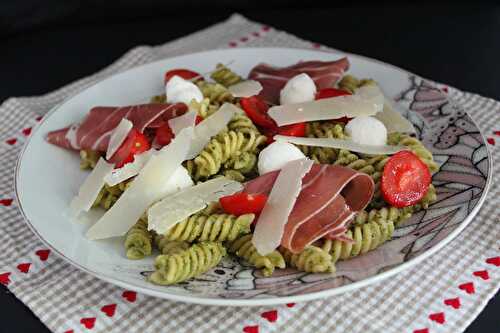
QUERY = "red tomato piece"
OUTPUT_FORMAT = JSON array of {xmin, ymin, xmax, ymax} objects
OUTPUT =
[
  {"xmin": 278, "ymin": 122, "xmax": 306, "ymax": 137},
  {"xmin": 219, "ymin": 193, "xmax": 268, "ymax": 216},
  {"xmin": 164, "ymin": 68, "xmax": 201, "ymax": 85},
  {"xmin": 110, "ymin": 128, "xmax": 151, "ymax": 168},
  {"xmin": 155, "ymin": 123, "xmax": 175, "ymax": 147},
  {"xmin": 195, "ymin": 115, "xmax": 203, "ymax": 125},
  {"xmin": 240, "ymin": 96, "xmax": 278, "ymax": 129},
  {"xmin": 315, "ymin": 88, "xmax": 352, "ymax": 123},
  {"xmin": 381, "ymin": 150, "xmax": 431, "ymax": 208},
  {"xmin": 315, "ymin": 88, "xmax": 351, "ymax": 99}
]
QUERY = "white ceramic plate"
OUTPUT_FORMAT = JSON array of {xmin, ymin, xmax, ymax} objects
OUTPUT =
[{"xmin": 15, "ymin": 47, "xmax": 492, "ymax": 306}]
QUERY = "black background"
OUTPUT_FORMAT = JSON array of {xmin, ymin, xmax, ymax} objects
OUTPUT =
[{"xmin": 1, "ymin": 2, "xmax": 498, "ymax": 332}]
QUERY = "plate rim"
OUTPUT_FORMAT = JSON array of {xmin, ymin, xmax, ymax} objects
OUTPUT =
[{"xmin": 14, "ymin": 46, "xmax": 494, "ymax": 307}]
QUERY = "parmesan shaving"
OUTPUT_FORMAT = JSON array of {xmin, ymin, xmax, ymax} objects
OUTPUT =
[
  {"xmin": 228, "ymin": 80, "xmax": 263, "ymax": 98},
  {"xmin": 105, "ymin": 118, "xmax": 133, "ymax": 160},
  {"xmin": 275, "ymin": 135, "xmax": 406, "ymax": 155},
  {"xmin": 147, "ymin": 177, "xmax": 243, "ymax": 234},
  {"xmin": 186, "ymin": 103, "xmax": 239, "ymax": 159},
  {"xmin": 252, "ymin": 158, "xmax": 313, "ymax": 255},
  {"xmin": 104, "ymin": 150, "xmax": 154, "ymax": 186},
  {"xmin": 70, "ymin": 158, "xmax": 114, "ymax": 216},
  {"xmin": 374, "ymin": 99, "xmax": 416, "ymax": 134},
  {"xmin": 86, "ymin": 127, "xmax": 194, "ymax": 240},
  {"xmin": 268, "ymin": 85, "xmax": 385, "ymax": 126},
  {"xmin": 168, "ymin": 110, "xmax": 197, "ymax": 135}
]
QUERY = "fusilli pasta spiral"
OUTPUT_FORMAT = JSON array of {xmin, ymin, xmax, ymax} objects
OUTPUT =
[
  {"xmin": 155, "ymin": 236, "xmax": 190, "ymax": 255},
  {"xmin": 124, "ymin": 218, "xmax": 153, "ymax": 260},
  {"xmin": 149, "ymin": 241, "xmax": 226, "ymax": 285},
  {"xmin": 227, "ymin": 234, "xmax": 286, "ymax": 277},
  {"xmin": 338, "ymin": 75, "xmax": 376, "ymax": 94},
  {"xmin": 280, "ymin": 246, "xmax": 334, "ymax": 273},
  {"xmin": 210, "ymin": 63, "xmax": 243, "ymax": 87},
  {"xmin": 196, "ymin": 81, "xmax": 235, "ymax": 105},
  {"xmin": 164, "ymin": 213, "xmax": 254, "ymax": 242},
  {"xmin": 80, "ymin": 150, "xmax": 102, "ymax": 170}
]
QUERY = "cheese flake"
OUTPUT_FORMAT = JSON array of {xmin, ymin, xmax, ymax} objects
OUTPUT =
[
  {"xmin": 268, "ymin": 85, "xmax": 385, "ymax": 126},
  {"xmin": 147, "ymin": 177, "xmax": 243, "ymax": 234},
  {"xmin": 252, "ymin": 158, "xmax": 313, "ymax": 255},
  {"xmin": 228, "ymin": 80, "xmax": 263, "ymax": 98},
  {"xmin": 168, "ymin": 110, "xmax": 197, "ymax": 135},
  {"xmin": 70, "ymin": 157, "xmax": 114, "ymax": 216},
  {"xmin": 86, "ymin": 127, "xmax": 194, "ymax": 240},
  {"xmin": 374, "ymin": 99, "xmax": 416, "ymax": 134},
  {"xmin": 186, "ymin": 103, "xmax": 238, "ymax": 159},
  {"xmin": 104, "ymin": 150, "xmax": 154, "ymax": 186},
  {"xmin": 105, "ymin": 118, "xmax": 133, "ymax": 160},
  {"xmin": 274, "ymin": 135, "xmax": 406, "ymax": 155}
]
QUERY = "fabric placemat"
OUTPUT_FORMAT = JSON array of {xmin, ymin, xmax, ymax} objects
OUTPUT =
[{"xmin": 0, "ymin": 14, "xmax": 498, "ymax": 333}]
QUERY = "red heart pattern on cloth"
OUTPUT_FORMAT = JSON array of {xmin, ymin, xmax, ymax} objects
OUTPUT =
[
  {"xmin": 444, "ymin": 297, "xmax": 461, "ymax": 309},
  {"xmin": 458, "ymin": 282, "xmax": 475, "ymax": 294},
  {"xmin": 261, "ymin": 310, "xmax": 278, "ymax": 323},
  {"xmin": 486, "ymin": 256, "xmax": 500, "ymax": 266},
  {"xmin": 101, "ymin": 304, "xmax": 117, "ymax": 317},
  {"xmin": 17, "ymin": 263, "xmax": 31, "ymax": 273},
  {"xmin": 286, "ymin": 303, "xmax": 296, "ymax": 308},
  {"xmin": 22, "ymin": 127, "xmax": 32, "ymax": 136},
  {"xmin": 493, "ymin": 130, "xmax": 500, "ymax": 136},
  {"xmin": 80, "ymin": 317, "xmax": 96, "ymax": 329},
  {"xmin": 0, "ymin": 199, "xmax": 13, "ymax": 206},
  {"xmin": 35, "ymin": 116, "xmax": 43, "ymax": 122},
  {"xmin": 122, "ymin": 290, "xmax": 136, "ymax": 302},
  {"xmin": 63, "ymin": 330, "xmax": 74, "ymax": 333},
  {"xmin": 0, "ymin": 272, "xmax": 11, "ymax": 285},
  {"xmin": 243, "ymin": 325, "xmax": 259, "ymax": 333},
  {"xmin": 429, "ymin": 312, "xmax": 446, "ymax": 324},
  {"xmin": 473, "ymin": 270, "xmax": 490, "ymax": 280},
  {"xmin": 5, "ymin": 138, "xmax": 17, "ymax": 145},
  {"xmin": 487, "ymin": 137, "xmax": 495, "ymax": 145},
  {"xmin": 35, "ymin": 249, "xmax": 50, "ymax": 261},
  {"xmin": 413, "ymin": 329, "xmax": 429, "ymax": 333}
]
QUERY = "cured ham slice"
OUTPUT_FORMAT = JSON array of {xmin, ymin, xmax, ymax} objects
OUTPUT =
[
  {"xmin": 46, "ymin": 103, "xmax": 187, "ymax": 152},
  {"xmin": 244, "ymin": 164, "xmax": 374, "ymax": 253},
  {"xmin": 248, "ymin": 58, "xmax": 350, "ymax": 104}
]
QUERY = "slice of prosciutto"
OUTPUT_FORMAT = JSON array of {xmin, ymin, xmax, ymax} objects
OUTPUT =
[
  {"xmin": 248, "ymin": 58, "xmax": 350, "ymax": 105},
  {"xmin": 46, "ymin": 103, "xmax": 187, "ymax": 152},
  {"xmin": 244, "ymin": 164, "xmax": 374, "ymax": 253}
]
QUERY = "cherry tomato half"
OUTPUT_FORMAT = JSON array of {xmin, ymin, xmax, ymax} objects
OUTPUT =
[
  {"xmin": 164, "ymin": 68, "xmax": 202, "ymax": 85},
  {"xmin": 219, "ymin": 193, "xmax": 268, "ymax": 216},
  {"xmin": 380, "ymin": 150, "xmax": 431, "ymax": 208},
  {"xmin": 240, "ymin": 96, "xmax": 277, "ymax": 129},
  {"xmin": 110, "ymin": 128, "xmax": 151, "ymax": 168}
]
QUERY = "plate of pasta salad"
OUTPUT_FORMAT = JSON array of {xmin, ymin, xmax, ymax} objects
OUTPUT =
[{"xmin": 15, "ymin": 47, "xmax": 491, "ymax": 306}]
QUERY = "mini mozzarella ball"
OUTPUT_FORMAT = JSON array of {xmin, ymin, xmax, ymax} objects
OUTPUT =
[
  {"xmin": 279, "ymin": 73, "xmax": 317, "ymax": 105},
  {"xmin": 344, "ymin": 116, "xmax": 388, "ymax": 146},
  {"xmin": 258, "ymin": 141, "xmax": 306, "ymax": 175},
  {"xmin": 166, "ymin": 75, "xmax": 203, "ymax": 105},
  {"xmin": 162, "ymin": 166, "xmax": 194, "ymax": 194}
]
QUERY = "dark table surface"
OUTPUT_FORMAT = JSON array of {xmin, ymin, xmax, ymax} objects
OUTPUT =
[{"xmin": 1, "ymin": 5, "xmax": 498, "ymax": 333}]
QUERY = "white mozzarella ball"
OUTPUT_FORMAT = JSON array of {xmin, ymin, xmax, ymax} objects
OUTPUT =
[
  {"xmin": 344, "ymin": 116, "xmax": 387, "ymax": 146},
  {"xmin": 258, "ymin": 141, "xmax": 306, "ymax": 175},
  {"xmin": 166, "ymin": 75, "xmax": 203, "ymax": 105},
  {"xmin": 279, "ymin": 73, "xmax": 317, "ymax": 105}
]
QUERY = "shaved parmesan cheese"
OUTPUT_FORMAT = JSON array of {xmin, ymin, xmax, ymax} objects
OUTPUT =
[
  {"xmin": 70, "ymin": 158, "xmax": 114, "ymax": 216},
  {"xmin": 147, "ymin": 177, "xmax": 243, "ymax": 234},
  {"xmin": 186, "ymin": 103, "xmax": 239, "ymax": 159},
  {"xmin": 274, "ymin": 135, "xmax": 406, "ymax": 155},
  {"xmin": 106, "ymin": 118, "xmax": 133, "ymax": 160},
  {"xmin": 252, "ymin": 158, "xmax": 313, "ymax": 255},
  {"xmin": 168, "ymin": 110, "xmax": 197, "ymax": 135},
  {"xmin": 228, "ymin": 80, "xmax": 263, "ymax": 98},
  {"xmin": 374, "ymin": 99, "xmax": 416, "ymax": 134},
  {"xmin": 86, "ymin": 127, "xmax": 194, "ymax": 240},
  {"xmin": 104, "ymin": 150, "xmax": 154, "ymax": 186},
  {"xmin": 269, "ymin": 85, "xmax": 385, "ymax": 126}
]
